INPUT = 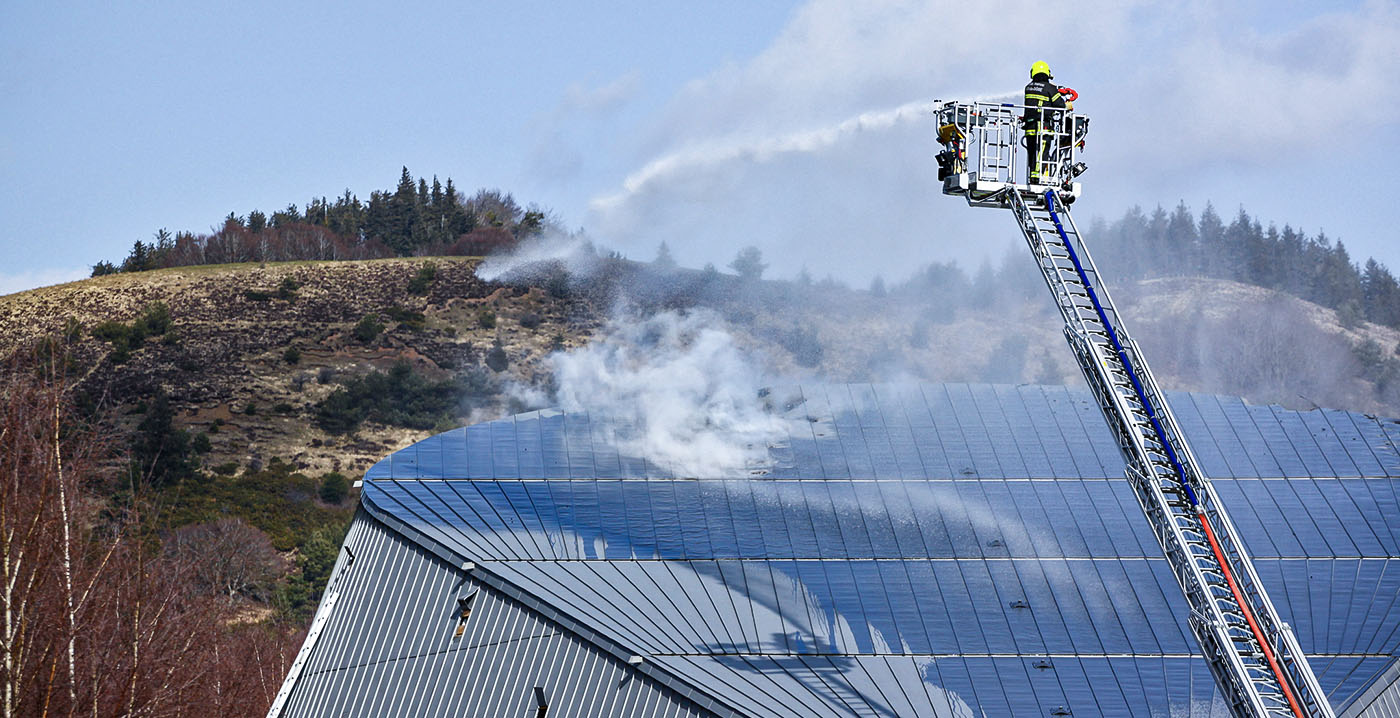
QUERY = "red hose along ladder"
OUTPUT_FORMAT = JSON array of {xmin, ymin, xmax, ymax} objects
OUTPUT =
[{"xmin": 1008, "ymin": 186, "xmax": 1334, "ymax": 717}]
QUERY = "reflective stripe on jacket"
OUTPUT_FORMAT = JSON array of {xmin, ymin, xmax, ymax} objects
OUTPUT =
[{"xmin": 1023, "ymin": 77, "xmax": 1065, "ymax": 134}]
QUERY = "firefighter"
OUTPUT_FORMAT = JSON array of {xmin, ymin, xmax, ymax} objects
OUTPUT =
[{"xmin": 1023, "ymin": 60, "xmax": 1066, "ymax": 185}]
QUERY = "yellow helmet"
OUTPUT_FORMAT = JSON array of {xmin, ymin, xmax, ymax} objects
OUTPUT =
[{"xmin": 1030, "ymin": 60, "xmax": 1051, "ymax": 79}]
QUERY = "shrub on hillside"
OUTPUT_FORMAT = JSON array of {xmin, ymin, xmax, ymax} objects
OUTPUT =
[
  {"xmin": 159, "ymin": 458, "xmax": 351, "ymax": 554},
  {"xmin": 485, "ymin": 340, "xmax": 509, "ymax": 372},
  {"xmin": 385, "ymin": 305, "xmax": 426, "ymax": 331},
  {"xmin": 407, "ymin": 262, "xmax": 437, "ymax": 295},
  {"xmin": 352, "ymin": 313, "xmax": 383, "ymax": 343},
  {"xmin": 319, "ymin": 472, "xmax": 350, "ymax": 504},
  {"xmin": 90, "ymin": 302, "xmax": 173, "ymax": 363},
  {"xmin": 313, "ymin": 361, "xmax": 460, "ymax": 434}
]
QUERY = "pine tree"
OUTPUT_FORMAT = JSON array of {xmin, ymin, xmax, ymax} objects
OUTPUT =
[
  {"xmin": 121, "ymin": 240, "xmax": 152, "ymax": 272},
  {"xmin": 1197, "ymin": 203, "xmax": 1225, "ymax": 278},
  {"xmin": 653, "ymin": 241, "xmax": 676, "ymax": 270},
  {"xmin": 728, "ymin": 246, "xmax": 767, "ymax": 281},
  {"xmin": 1165, "ymin": 202, "xmax": 1198, "ymax": 275}
]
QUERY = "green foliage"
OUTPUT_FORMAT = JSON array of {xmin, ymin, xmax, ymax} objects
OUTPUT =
[
  {"xmin": 243, "ymin": 402, "xmax": 257, "ymax": 416},
  {"xmin": 981, "ymin": 335, "xmax": 1030, "ymax": 383},
  {"xmin": 273, "ymin": 402, "xmax": 294, "ymax": 414},
  {"xmin": 653, "ymin": 241, "xmax": 677, "ymax": 270},
  {"xmin": 140, "ymin": 302, "xmax": 171, "ymax": 334},
  {"xmin": 1338, "ymin": 301, "xmax": 1363, "ymax": 330},
  {"xmin": 407, "ymin": 262, "xmax": 437, "ymax": 295},
  {"xmin": 121, "ymin": 239, "xmax": 155, "ymax": 272},
  {"xmin": 131, "ymin": 390, "xmax": 195, "ymax": 487},
  {"xmin": 729, "ymin": 246, "xmax": 767, "ymax": 281},
  {"xmin": 319, "ymin": 472, "xmax": 350, "ymax": 504},
  {"xmin": 1354, "ymin": 338, "xmax": 1400, "ymax": 395},
  {"xmin": 352, "ymin": 314, "xmax": 383, "ymax": 343},
  {"xmin": 276, "ymin": 524, "xmax": 347, "ymax": 623},
  {"xmin": 243, "ymin": 289, "xmax": 272, "ymax": 302},
  {"xmin": 191, "ymin": 432, "xmax": 212, "ymax": 454},
  {"xmin": 283, "ymin": 345, "xmax": 301, "ymax": 364},
  {"xmin": 517, "ymin": 209, "xmax": 546, "ymax": 238},
  {"xmin": 212, "ymin": 461, "xmax": 239, "ymax": 476},
  {"xmin": 313, "ymin": 361, "xmax": 460, "ymax": 434},
  {"xmin": 485, "ymin": 340, "xmax": 509, "ymax": 372},
  {"xmin": 477, "ymin": 310, "xmax": 496, "ymax": 329},
  {"xmin": 159, "ymin": 458, "xmax": 351, "ymax": 554},
  {"xmin": 90, "ymin": 302, "xmax": 172, "ymax": 363},
  {"xmin": 385, "ymin": 306, "xmax": 426, "ymax": 331},
  {"xmin": 518, "ymin": 312, "xmax": 542, "ymax": 330},
  {"xmin": 277, "ymin": 276, "xmax": 300, "ymax": 300},
  {"xmin": 90, "ymin": 260, "xmax": 118, "ymax": 277}
]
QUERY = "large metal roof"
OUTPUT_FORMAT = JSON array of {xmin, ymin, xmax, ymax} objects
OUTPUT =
[{"xmin": 284, "ymin": 383, "xmax": 1400, "ymax": 717}]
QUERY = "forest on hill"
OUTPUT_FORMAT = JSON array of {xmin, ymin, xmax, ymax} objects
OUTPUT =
[
  {"xmin": 95, "ymin": 167, "xmax": 1400, "ymax": 337},
  {"xmin": 90, "ymin": 167, "xmax": 556, "ymax": 276}
]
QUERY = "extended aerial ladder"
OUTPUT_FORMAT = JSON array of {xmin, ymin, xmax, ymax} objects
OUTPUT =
[{"xmin": 934, "ymin": 99, "xmax": 1335, "ymax": 717}]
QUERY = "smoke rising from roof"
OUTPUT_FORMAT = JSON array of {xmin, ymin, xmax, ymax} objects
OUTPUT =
[{"xmin": 544, "ymin": 308, "xmax": 786, "ymax": 477}]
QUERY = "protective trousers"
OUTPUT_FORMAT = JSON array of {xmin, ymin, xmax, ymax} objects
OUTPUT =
[{"xmin": 1026, "ymin": 126, "xmax": 1055, "ymax": 184}]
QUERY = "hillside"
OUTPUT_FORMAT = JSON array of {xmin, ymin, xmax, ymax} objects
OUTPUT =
[
  {"xmin": 1, "ymin": 257, "xmax": 601, "ymax": 476},
  {"xmin": 5, "ymin": 257, "xmax": 1399, "ymax": 484}
]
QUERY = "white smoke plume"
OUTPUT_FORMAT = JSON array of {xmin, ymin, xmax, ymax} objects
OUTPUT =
[
  {"xmin": 544, "ymin": 308, "xmax": 787, "ymax": 477},
  {"xmin": 474, "ymin": 231, "xmax": 596, "ymax": 283}
]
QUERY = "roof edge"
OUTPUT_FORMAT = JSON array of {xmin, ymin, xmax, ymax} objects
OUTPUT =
[{"xmin": 358, "ymin": 492, "xmax": 749, "ymax": 718}]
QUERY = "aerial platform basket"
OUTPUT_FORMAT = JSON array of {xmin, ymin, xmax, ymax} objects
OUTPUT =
[{"xmin": 934, "ymin": 100, "xmax": 1088, "ymax": 208}]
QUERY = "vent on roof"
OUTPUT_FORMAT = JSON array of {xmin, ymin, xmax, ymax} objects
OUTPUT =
[
  {"xmin": 1033, "ymin": 659, "xmax": 1053, "ymax": 670},
  {"xmin": 1051, "ymin": 706, "xmax": 1071, "ymax": 716},
  {"xmin": 1009, "ymin": 599, "xmax": 1029, "ymax": 610},
  {"xmin": 534, "ymin": 686, "xmax": 548, "ymax": 718},
  {"xmin": 453, "ymin": 589, "xmax": 479, "ymax": 638}
]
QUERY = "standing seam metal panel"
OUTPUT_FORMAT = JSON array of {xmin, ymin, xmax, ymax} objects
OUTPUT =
[{"xmin": 276, "ymin": 513, "xmax": 715, "ymax": 718}]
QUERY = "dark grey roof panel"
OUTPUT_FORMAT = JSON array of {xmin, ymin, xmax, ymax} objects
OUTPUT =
[
  {"xmin": 276, "ymin": 512, "xmax": 717, "ymax": 718},
  {"xmin": 1341, "ymin": 657, "xmax": 1400, "ymax": 717}
]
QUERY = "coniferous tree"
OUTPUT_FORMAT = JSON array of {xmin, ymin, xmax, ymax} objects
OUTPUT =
[
  {"xmin": 121, "ymin": 240, "xmax": 152, "ymax": 272},
  {"xmin": 1197, "ymin": 204, "xmax": 1225, "ymax": 278},
  {"xmin": 653, "ymin": 241, "xmax": 677, "ymax": 270},
  {"xmin": 1165, "ymin": 202, "xmax": 1199, "ymax": 274},
  {"xmin": 729, "ymin": 246, "xmax": 767, "ymax": 281},
  {"xmin": 1362, "ymin": 259, "xmax": 1400, "ymax": 326},
  {"xmin": 131, "ymin": 390, "xmax": 195, "ymax": 486}
]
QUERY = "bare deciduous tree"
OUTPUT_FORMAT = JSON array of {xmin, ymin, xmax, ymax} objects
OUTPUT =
[
  {"xmin": 1, "ymin": 345, "xmax": 301, "ymax": 717},
  {"xmin": 167, "ymin": 518, "xmax": 284, "ymax": 604}
]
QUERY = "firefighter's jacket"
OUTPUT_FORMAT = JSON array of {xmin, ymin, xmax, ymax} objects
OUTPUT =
[{"xmin": 1023, "ymin": 78, "xmax": 1066, "ymax": 134}]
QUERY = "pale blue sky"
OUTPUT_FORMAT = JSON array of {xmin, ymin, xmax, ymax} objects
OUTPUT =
[{"xmin": 2, "ymin": 1, "xmax": 1396, "ymax": 295}]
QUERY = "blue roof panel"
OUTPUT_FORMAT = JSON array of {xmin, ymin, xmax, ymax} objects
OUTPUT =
[{"xmin": 357, "ymin": 383, "xmax": 1400, "ymax": 716}]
